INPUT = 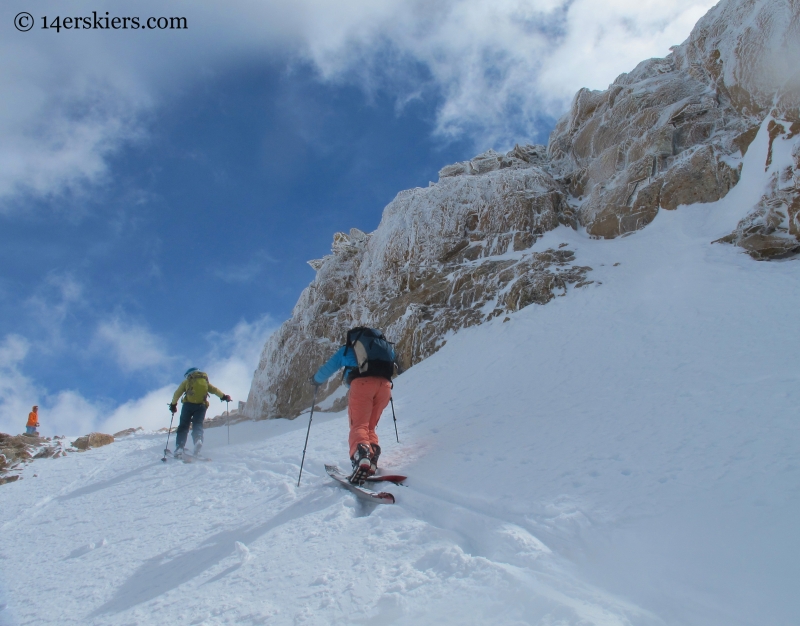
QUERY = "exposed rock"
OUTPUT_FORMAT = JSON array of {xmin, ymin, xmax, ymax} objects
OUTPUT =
[
  {"xmin": 0, "ymin": 432, "xmax": 66, "ymax": 484},
  {"xmin": 0, "ymin": 433, "xmax": 36, "ymax": 465},
  {"xmin": 737, "ymin": 234, "xmax": 800, "ymax": 260},
  {"xmin": 713, "ymin": 138, "xmax": 800, "ymax": 259},
  {"xmin": 733, "ymin": 125, "xmax": 761, "ymax": 156},
  {"xmin": 327, "ymin": 395, "xmax": 349, "ymax": 413},
  {"xmin": 112, "ymin": 427, "xmax": 143, "ymax": 438},
  {"xmin": 547, "ymin": 0, "xmax": 798, "ymax": 244},
  {"xmin": 246, "ymin": 158, "xmax": 592, "ymax": 419},
  {"xmin": 438, "ymin": 145, "xmax": 548, "ymax": 180},
  {"xmin": 33, "ymin": 446, "xmax": 60, "ymax": 459},
  {"xmin": 205, "ymin": 406, "xmax": 250, "ymax": 429},
  {"xmin": 437, "ymin": 161, "xmax": 469, "ymax": 178},
  {"xmin": 658, "ymin": 146, "xmax": 740, "ymax": 211},
  {"xmin": 71, "ymin": 432, "xmax": 114, "ymax": 451}
]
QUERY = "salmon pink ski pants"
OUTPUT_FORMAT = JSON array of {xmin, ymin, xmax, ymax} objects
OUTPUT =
[{"xmin": 348, "ymin": 377, "xmax": 392, "ymax": 458}]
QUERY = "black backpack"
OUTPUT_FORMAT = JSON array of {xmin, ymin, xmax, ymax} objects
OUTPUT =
[{"xmin": 344, "ymin": 327, "xmax": 395, "ymax": 382}]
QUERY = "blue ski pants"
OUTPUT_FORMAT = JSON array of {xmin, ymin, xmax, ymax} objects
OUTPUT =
[{"xmin": 175, "ymin": 402, "xmax": 207, "ymax": 449}]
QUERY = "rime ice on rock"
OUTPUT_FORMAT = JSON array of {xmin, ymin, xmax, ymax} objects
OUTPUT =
[
  {"xmin": 246, "ymin": 157, "xmax": 590, "ymax": 419},
  {"xmin": 546, "ymin": 0, "xmax": 799, "ymax": 244}
]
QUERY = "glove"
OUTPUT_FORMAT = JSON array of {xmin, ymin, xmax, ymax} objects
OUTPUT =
[
  {"xmin": 309, "ymin": 376, "xmax": 321, "ymax": 388},
  {"xmin": 169, "ymin": 403, "xmax": 177, "ymax": 415},
  {"xmin": 221, "ymin": 394, "xmax": 232, "ymax": 402}
]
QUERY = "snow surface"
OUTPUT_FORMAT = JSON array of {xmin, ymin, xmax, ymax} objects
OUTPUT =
[{"xmin": 1, "ymin": 125, "xmax": 799, "ymax": 626}]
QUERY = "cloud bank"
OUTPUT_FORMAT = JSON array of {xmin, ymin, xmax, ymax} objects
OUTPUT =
[
  {"xmin": 2, "ymin": 0, "xmax": 716, "ymax": 204},
  {"xmin": 94, "ymin": 317, "xmax": 174, "ymax": 374},
  {"xmin": 0, "ymin": 315, "xmax": 277, "ymax": 437}
]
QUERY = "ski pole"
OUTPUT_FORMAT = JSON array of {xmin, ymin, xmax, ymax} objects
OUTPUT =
[
  {"xmin": 390, "ymin": 396, "xmax": 399, "ymax": 443},
  {"xmin": 226, "ymin": 400, "xmax": 230, "ymax": 445},
  {"xmin": 297, "ymin": 386, "xmax": 319, "ymax": 487},
  {"xmin": 161, "ymin": 407, "xmax": 175, "ymax": 462}
]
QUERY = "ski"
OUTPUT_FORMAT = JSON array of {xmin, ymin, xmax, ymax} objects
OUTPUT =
[
  {"xmin": 365, "ymin": 474, "xmax": 407, "ymax": 485},
  {"xmin": 324, "ymin": 464, "xmax": 395, "ymax": 504},
  {"xmin": 162, "ymin": 449, "xmax": 192, "ymax": 463},
  {"xmin": 183, "ymin": 452, "xmax": 212, "ymax": 462}
]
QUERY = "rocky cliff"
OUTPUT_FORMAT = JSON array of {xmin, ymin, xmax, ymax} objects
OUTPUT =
[
  {"xmin": 245, "ymin": 0, "xmax": 800, "ymax": 420},
  {"xmin": 548, "ymin": 0, "xmax": 800, "ymax": 256}
]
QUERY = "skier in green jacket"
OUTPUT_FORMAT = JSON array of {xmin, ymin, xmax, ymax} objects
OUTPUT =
[{"xmin": 169, "ymin": 368, "xmax": 231, "ymax": 457}]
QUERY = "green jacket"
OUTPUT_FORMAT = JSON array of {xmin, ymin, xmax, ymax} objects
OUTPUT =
[{"xmin": 171, "ymin": 372, "xmax": 224, "ymax": 407}]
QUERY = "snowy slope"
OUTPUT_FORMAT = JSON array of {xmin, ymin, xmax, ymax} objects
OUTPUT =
[{"xmin": 1, "ymin": 123, "xmax": 799, "ymax": 626}]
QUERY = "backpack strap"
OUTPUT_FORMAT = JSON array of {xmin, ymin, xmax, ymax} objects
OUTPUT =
[
  {"xmin": 344, "ymin": 328, "xmax": 366, "ymax": 358},
  {"xmin": 342, "ymin": 329, "xmax": 369, "ymax": 384}
]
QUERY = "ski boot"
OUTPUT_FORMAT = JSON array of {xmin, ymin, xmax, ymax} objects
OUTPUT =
[
  {"xmin": 193, "ymin": 440, "xmax": 203, "ymax": 456},
  {"xmin": 174, "ymin": 446, "xmax": 185, "ymax": 459},
  {"xmin": 349, "ymin": 443, "xmax": 372, "ymax": 485},
  {"xmin": 368, "ymin": 443, "xmax": 381, "ymax": 476}
]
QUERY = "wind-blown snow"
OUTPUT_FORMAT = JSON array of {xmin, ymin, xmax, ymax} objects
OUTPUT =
[{"xmin": 1, "ymin": 118, "xmax": 798, "ymax": 626}]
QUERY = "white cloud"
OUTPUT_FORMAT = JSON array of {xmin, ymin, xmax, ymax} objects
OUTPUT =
[
  {"xmin": 212, "ymin": 250, "xmax": 275, "ymax": 284},
  {"xmin": 43, "ymin": 390, "xmax": 104, "ymax": 439},
  {"xmin": 99, "ymin": 385, "xmax": 175, "ymax": 435},
  {"xmin": 25, "ymin": 273, "xmax": 86, "ymax": 349},
  {"xmin": 296, "ymin": 0, "xmax": 718, "ymax": 146},
  {"xmin": 0, "ymin": 334, "xmax": 99, "ymax": 437},
  {"xmin": 94, "ymin": 314, "xmax": 277, "ymax": 433},
  {"xmin": 0, "ymin": 335, "xmax": 39, "ymax": 435},
  {"xmin": 0, "ymin": 313, "xmax": 276, "ymax": 437},
  {"xmin": 202, "ymin": 315, "xmax": 278, "ymax": 417},
  {"xmin": 2, "ymin": 0, "xmax": 717, "ymax": 204},
  {"xmin": 94, "ymin": 317, "xmax": 173, "ymax": 373}
]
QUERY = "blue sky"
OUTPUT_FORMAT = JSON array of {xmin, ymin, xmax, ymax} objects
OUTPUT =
[{"xmin": 0, "ymin": 0, "xmax": 715, "ymax": 435}]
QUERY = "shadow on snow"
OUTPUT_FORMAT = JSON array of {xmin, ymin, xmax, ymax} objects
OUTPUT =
[{"xmin": 88, "ymin": 489, "xmax": 340, "ymax": 617}]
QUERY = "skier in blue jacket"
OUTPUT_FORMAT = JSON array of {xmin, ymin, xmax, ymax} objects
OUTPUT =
[{"xmin": 312, "ymin": 328, "xmax": 395, "ymax": 483}]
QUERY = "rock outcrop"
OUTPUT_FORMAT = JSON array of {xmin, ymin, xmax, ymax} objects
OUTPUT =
[
  {"xmin": 246, "ymin": 158, "xmax": 593, "ymax": 419},
  {"xmin": 205, "ymin": 401, "xmax": 249, "ymax": 429},
  {"xmin": 1, "ymin": 429, "xmax": 124, "ymax": 485},
  {"xmin": 547, "ymin": 0, "xmax": 799, "ymax": 246},
  {"xmin": 714, "ymin": 120, "xmax": 800, "ymax": 258},
  {"xmin": 113, "ymin": 427, "xmax": 143, "ymax": 438},
  {"xmin": 71, "ymin": 432, "xmax": 114, "ymax": 451},
  {"xmin": 246, "ymin": 0, "xmax": 800, "ymax": 420},
  {"xmin": 0, "ymin": 433, "xmax": 68, "ymax": 485}
]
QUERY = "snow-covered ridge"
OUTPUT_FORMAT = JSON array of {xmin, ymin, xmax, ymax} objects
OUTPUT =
[{"xmin": 246, "ymin": 0, "xmax": 800, "ymax": 420}]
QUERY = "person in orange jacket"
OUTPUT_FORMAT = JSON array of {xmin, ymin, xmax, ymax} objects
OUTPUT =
[{"xmin": 26, "ymin": 405, "xmax": 39, "ymax": 435}]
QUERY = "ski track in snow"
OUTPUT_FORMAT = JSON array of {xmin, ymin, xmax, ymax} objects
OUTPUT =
[{"xmin": 1, "ymin": 127, "xmax": 799, "ymax": 626}]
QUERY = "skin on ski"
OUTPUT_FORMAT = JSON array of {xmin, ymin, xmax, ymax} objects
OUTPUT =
[
  {"xmin": 324, "ymin": 464, "xmax": 395, "ymax": 504},
  {"xmin": 365, "ymin": 474, "xmax": 407, "ymax": 484}
]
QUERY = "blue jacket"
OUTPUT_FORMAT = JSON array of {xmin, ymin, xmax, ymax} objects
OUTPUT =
[
  {"xmin": 313, "ymin": 343, "xmax": 396, "ymax": 386},
  {"xmin": 313, "ymin": 346, "xmax": 358, "ymax": 386}
]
